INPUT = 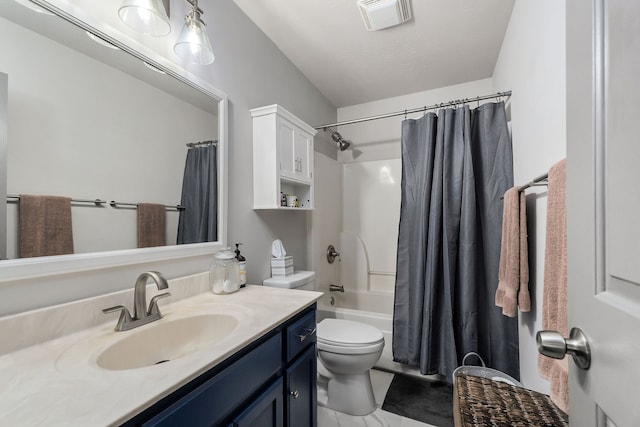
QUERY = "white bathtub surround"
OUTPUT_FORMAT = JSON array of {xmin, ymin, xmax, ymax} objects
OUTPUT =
[
  {"xmin": 0, "ymin": 284, "xmax": 321, "ymax": 426},
  {"xmin": 341, "ymin": 160, "xmax": 402, "ymax": 294}
]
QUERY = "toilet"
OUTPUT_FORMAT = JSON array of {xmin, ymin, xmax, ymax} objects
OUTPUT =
[{"xmin": 263, "ymin": 271, "xmax": 385, "ymax": 416}]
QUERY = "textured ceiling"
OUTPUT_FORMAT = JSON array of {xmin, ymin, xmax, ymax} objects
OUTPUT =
[{"xmin": 233, "ymin": 0, "xmax": 515, "ymax": 108}]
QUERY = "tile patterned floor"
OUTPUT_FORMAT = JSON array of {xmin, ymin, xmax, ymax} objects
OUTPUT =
[{"xmin": 317, "ymin": 369, "xmax": 438, "ymax": 427}]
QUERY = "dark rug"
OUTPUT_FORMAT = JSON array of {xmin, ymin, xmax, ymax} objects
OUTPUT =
[{"xmin": 382, "ymin": 373, "xmax": 454, "ymax": 427}]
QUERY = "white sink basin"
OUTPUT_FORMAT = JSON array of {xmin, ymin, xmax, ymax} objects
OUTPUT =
[{"xmin": 96, "ymin": 314, "xmax": 238, "ymax": 371}]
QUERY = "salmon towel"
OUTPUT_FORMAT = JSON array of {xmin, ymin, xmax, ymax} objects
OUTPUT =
[
  {"xmin": 496, "ymin": 187, "xmax": 531, "ymax": 317},
  {"xmin": 538, "ymin": 159, "xmax": 568, "ymax": 413}
]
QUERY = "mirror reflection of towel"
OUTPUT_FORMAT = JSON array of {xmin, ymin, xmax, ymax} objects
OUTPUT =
[
  {"xmin": 137, "ymin": 203, "xmax": 166, "ymax": 248},
  {"xmin": 19, "ymin": 195, "xmax": 74, "ymax": 258}
]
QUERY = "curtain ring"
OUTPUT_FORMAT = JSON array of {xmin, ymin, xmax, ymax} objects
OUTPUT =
[
  {"xmin": 476, "ymin": 96, "xmax": 480, "ymax": 108},
  {"xmin": 404, "ymin": 109, "xmax": 407, "ymax": 119}
]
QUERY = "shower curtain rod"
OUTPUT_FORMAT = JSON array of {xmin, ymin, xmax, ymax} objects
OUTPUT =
[
  {"xmin": 6, "ymin": 195, "xmax": 106, "ymax": 206},
  {"xmin": 186, "ymin": 139, "xmax": 218, "ymax": 148},
  {"xmin": 314, "ymin": 90, "xmax": 512, "ymax": 129}
]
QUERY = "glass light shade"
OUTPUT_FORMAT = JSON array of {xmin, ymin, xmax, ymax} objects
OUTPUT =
[
  {"xmin": 174, "ymin": 16, "xmax": 215, "ymax": 65},
  {"xmin": 118, "ymin": 0, "xmax": 171, "ymax": 36}
]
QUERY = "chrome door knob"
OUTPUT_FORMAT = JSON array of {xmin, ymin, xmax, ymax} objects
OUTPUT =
[{"xmin": 536, "ymin": 327, "xmax": 591, "ymax": 370}]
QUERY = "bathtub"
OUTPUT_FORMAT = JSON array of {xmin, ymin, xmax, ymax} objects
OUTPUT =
[{"xmin": 316, "ymin": 290, "xmax": 421, "ymax": 376}]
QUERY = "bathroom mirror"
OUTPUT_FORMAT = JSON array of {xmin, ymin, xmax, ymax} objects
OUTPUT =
[{"xmin": 0, "ymin": 1, "xmax": 227, "ymax": 278}]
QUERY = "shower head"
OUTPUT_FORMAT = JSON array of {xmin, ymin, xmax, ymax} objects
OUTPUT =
[
  {"xmin": 326, "ymin": 128, "xmax": 352, "ymax": 151},
  {"xmin": 337, "ymin": 139, "xmax": 351, "ymax": 151}
]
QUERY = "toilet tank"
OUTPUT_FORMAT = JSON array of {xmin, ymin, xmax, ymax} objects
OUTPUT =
[{"xmin": 263, "ymin": 271, "xmax": 315, "ymax": 290}]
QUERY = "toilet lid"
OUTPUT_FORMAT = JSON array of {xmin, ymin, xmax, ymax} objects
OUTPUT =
[{"xmin": 317, "ymin": 319, "xmax": 384, "ymax": 346}]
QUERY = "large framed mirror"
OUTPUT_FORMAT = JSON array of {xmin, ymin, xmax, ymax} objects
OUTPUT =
[{"xmin": 0, "ymin": 1, "xmax": 227, "ymax": 283}]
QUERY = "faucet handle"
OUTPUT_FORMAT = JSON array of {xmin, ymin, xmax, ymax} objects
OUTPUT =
[
  {"xmin": 147, "ymin": 292, "xmax": 171, "ymax": 316},
  {"xmin": 103, "ymin": 305, "xmax": 133, "ymax": 331}
]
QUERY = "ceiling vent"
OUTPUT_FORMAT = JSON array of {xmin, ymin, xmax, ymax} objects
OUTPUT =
[{"xmin": 357, "ymin": 0, "xmax": 412, "ymax": 31}]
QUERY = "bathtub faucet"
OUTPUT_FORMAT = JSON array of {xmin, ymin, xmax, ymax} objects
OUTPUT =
[{"xmin": 329, "ymin": 284, "xmax": 344, "ymax": 293}]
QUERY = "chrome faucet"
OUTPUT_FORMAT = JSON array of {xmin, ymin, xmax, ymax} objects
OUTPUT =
[
  {"xmin": 103, "ymin": 271, "xmax": 171, "ymax": 331},
  {"xmin": 329, "ymin": 284, "xmax": 344, "ymax": 293}
]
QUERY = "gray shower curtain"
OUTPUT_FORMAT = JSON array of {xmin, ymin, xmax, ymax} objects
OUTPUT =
[
  {"xmin": 177, "ymin": 144, "xmax": 218, "ymax": 244},
  {"xmin": 392, "ymin": 102, "xmax": 519, "ymax": 381}
]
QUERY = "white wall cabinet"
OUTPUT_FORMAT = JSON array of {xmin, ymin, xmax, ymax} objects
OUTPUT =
[{"xmin": 251, "ymin": 105, "xmax": 317, "ymax": 210}]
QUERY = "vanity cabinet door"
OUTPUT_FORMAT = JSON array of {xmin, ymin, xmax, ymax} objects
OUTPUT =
[
  {"xmin": 232, "ymin": 378, "xmax": 283, "ymax": 427},
  {"xmin": 285, "ymin": 345, "xmax": 317, "ymax": 427}
]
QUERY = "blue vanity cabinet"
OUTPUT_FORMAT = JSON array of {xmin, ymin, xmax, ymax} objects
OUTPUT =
[
  {"xmin": 123, "ymin": 304, "xmax": 316, "ymax": 427},
  {"xmin": 231, "ymin": 378, "xmax": 284, "ymax": 427},
  {"xmin": 285, "ymin": 345, "xmax": 317, "ymax": 427},
  {"xmin": 283, "ymin": 310, "xmax": 317, "ymax": 427}
]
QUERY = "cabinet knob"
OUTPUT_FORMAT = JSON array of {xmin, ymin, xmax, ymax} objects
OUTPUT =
[{"xmin": 290, "ymin": 390, "xmax": 300, "ymax": 399}]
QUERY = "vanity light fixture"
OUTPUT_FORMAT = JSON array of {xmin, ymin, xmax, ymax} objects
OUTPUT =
[
  {"xmin": 173, "ymin": 0, "xmax": 215, "ymax": 65},
  {"xmin": 118, "ymin": 0, "xmax": 171, "ymax": 37}
]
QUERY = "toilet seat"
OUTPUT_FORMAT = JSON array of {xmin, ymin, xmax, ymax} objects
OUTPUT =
[{"xmin": 317, "ymin": 319, "xmax": 384, "ymax": 355}]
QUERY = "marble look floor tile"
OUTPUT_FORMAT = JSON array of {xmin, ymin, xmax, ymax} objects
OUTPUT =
[
  {"xmin": 318, "ymin": 406, "xmax": 437, "ymax": 427},
  {"xmin": 370, "ymin": 368, "xmax": 395, "ymax": 407}
]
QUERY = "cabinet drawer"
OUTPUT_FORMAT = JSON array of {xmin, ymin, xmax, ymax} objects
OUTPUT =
[
  {"xmin": 285, "ymin": 310, "xmax": 316, "ymax": 362},
  {"xmin": 142, "ymin": 333, "xmax": 282, "ymax": 427}
]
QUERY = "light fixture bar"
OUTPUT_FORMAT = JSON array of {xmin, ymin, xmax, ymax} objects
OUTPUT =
[{"xmin": 185, "ymin": 0, "xmax": 204, "ymax": 15}]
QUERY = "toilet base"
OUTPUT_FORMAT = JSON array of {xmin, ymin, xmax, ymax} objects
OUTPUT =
[{"xmin": 318, "ymin": 370, "xmax": 377, "ymax": 416}]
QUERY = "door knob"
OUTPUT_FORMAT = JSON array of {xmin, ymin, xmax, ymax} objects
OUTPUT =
[{"xmin": 536, "ymin": 327, "xmax": 591, "ymax": 370}]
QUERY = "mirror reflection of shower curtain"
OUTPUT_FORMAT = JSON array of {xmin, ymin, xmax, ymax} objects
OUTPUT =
[
  {"xmin": 177, "ymin": 144, "xmax": 217, "ymax": 244},
  {"xmin": 392, "ymin": 102, "xmax": 519, "ymax": 381}
]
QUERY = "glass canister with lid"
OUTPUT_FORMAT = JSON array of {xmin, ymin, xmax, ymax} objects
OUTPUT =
[{"xmin": 210, "ymin": 247, "xmax": 241, "ymax": 294}]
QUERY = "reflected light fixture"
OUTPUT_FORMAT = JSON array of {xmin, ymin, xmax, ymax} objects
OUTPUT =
[
  {"xmin": 173, "ymin": 0, "xmax": 215, "ymax": 65},
  {"xmin": 118, "ymin": 0, "xmax": 171, "ymax": 36}
]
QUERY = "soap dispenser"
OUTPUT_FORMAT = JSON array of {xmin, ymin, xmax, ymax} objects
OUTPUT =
[{"xmin": 235, "ymin": 243, "xmax": 247, "ymax": 287}]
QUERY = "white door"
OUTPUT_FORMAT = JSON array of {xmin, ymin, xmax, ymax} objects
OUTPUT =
[{"xmin": 563, "ymin": 0, "xmax": 640, "ymax": 425}]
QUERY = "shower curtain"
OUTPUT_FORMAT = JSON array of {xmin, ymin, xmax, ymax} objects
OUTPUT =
[
  {"xmin": 392, "ymin": 102, "xmax": 519, "ymax": 381},
  {"xmin": 177, "ymin": 144, "xmax": 218, "ymax": 244}
]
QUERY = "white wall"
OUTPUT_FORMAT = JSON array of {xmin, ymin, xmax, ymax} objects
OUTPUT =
[
  {"xmin": 1, "ymin": 17, "xmax": 217, "ymax": 258},
  {"xmin": 493, "ymin": 0, "xmax": 566, "ymax": 394}
]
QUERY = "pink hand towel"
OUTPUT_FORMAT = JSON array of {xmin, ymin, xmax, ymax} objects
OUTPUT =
[{"xmin": 496, "ymin": 187, "xmax": 530, "ymax": 317}]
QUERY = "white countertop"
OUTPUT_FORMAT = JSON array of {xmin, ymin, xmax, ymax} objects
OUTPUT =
[{"xmin": 0, "ymin": 284, "xmax": 322, "ymax": 426}]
